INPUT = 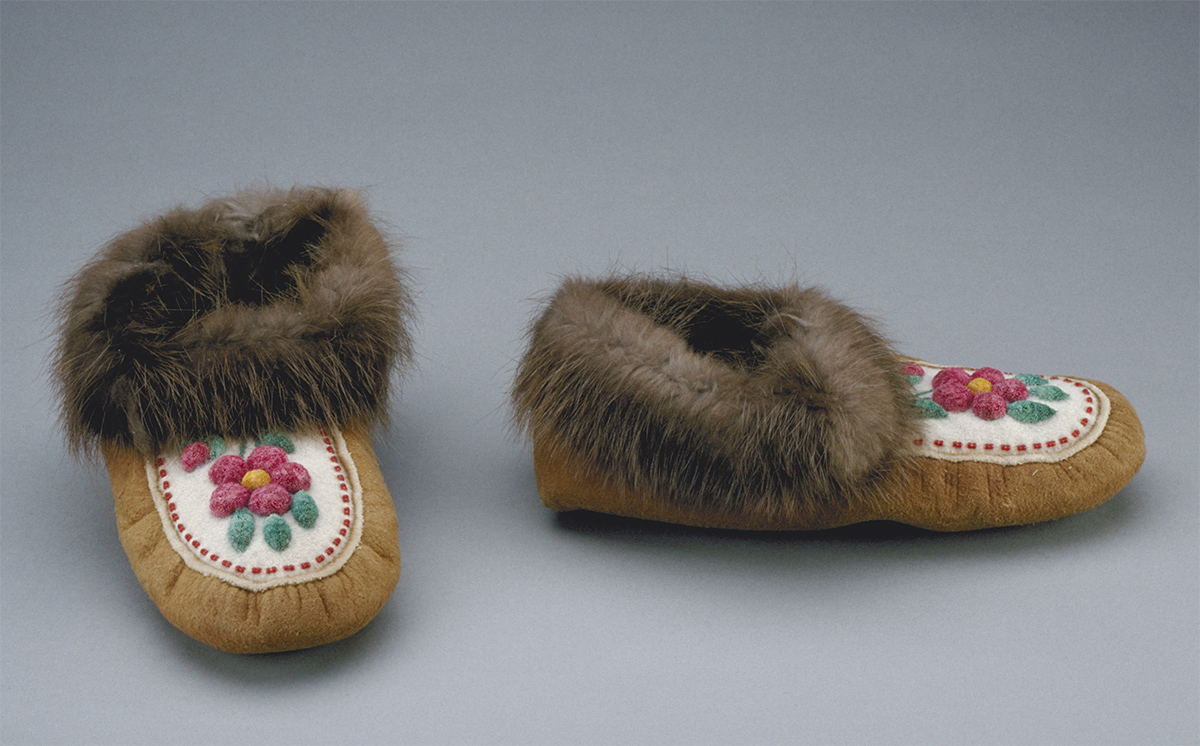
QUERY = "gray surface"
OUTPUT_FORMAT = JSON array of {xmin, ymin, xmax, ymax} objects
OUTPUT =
[{"xmin": 2, "ymin": 3, "xmax": 1197, "ymax": 744}]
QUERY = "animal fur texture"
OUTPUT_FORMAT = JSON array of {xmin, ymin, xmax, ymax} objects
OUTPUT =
[
  {"xmin": 54, "ymin": 187, "xmax": 412, "ymax": 456},
  {"xmin": 512, "ymin": 275, "xmax": 920, "ymax": 516}
]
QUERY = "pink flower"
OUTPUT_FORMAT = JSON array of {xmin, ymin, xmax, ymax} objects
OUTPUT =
[
  {"xmin": 207, "ymin": 446, "xmax": 311, "ymax": 518},
  {"xmin": 210, "ymin": 482, "xmax": 251, "ymax": 518},
  {"xmin": 972, "ymin": 392, "xmax": 1008, "ymax": 420},
  {"xmin": 930, "ymin": 367, "xmax": 1029, "ymax": 420},
  {"xmin": 181, "ymin": 441, "xmax": 211, "ymax": 472}
]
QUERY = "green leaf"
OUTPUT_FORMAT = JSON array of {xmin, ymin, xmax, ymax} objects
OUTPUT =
[
  {"xmin": 1016, "ymin": 374, "xmax": 1049, "ymax": 387},
  {"xmin": 263, "ymin": 515, "xmax": 292, "ymax": 552},
  {"xmin": 1029, "ymin": 385, "xmax": 1068, "ymax": 401},
  {"xmin": 203, "ymin": 436, "xmax": 226, "ymax": 458},
  {"xmin": 1007, "ymin": 401, "xmax": 1056, "ymax": 423},
  {"xmin": 913, "ymin": 397, "xmax": 949, "ymax": 419},
  {"xmin": 256, "ymin": 432, "xmax": 295, "ymax": 453},
  {"xmin": 291, "ymin": 491, "xmax": 319, "ymax": 529},
  {"xmin": 908, "ymin": 375, "xmax": 924, "ymax": 386},
  {"xmin": 228, "ymin": 508, "xmax": 255, "ymax": 552}
]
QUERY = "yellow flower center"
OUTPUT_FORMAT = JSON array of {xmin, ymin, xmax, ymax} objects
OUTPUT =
[
  {"xmin": 242, "ymin": 469, "xmax": 271, "ymax": 489},
  {"xmin": 967, "ymin": 377, "xmax": 993, "ymax": 394}
]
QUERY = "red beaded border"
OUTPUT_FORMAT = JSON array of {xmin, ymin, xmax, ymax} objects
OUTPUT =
[
  {"xmin": 911, "ymin": 378, "xmax": 1096, "ymax": 454},
  {"xmin": 156, "ymin": 429, "xmax": 354, "ymax": 576}
]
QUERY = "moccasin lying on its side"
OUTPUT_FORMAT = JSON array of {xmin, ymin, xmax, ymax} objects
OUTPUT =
[
  {"xmin": 54, "ymin": 187, "xmax": 412, "ymax": 652},
  {"xmin": 512, "ymin": 275, "xmax": 1144, "ymax": 531}
]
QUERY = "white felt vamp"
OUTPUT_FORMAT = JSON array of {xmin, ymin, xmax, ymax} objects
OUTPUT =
[
  {"xmin": 147, "ymin": 427, "xmax": 364, "ymax": 591},
  {"xmin": 911, "ymin": 364, "xmax": 1108, "ymax": 465}
]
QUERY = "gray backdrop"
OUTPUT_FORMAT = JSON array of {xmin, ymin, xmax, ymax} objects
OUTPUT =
[{"xmin": 2, "ymin": 3, "xmax": 1197, "ymax": 744}]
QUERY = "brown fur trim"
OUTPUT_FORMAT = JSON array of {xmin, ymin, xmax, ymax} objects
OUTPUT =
[
  {"xmin": 54, "ymin": 187, "xmax": 413, "ymax": 456},
  {"xmin": 512, "ymin": 275, "xmax": 920, "ymax": 517}
]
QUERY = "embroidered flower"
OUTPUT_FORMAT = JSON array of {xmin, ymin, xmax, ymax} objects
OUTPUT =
[
  {"xmin": 929, "ymin": 367, "xmax": 1028, "ymax": 420},
  {"xmin": 912, "ymin": 366, "xmax": 1065, "ymax": 423},
  {"xmin": 179, "ymin": 434, "xmax": 320, "ymax": 552},
  {"xmin": 181, "ymin": 436, "xmax": 225, "ymax": 472}
]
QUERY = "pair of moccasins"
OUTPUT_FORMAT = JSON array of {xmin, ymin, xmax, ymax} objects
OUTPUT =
[{"xmin": 54, "ymin": 187, "xmax": 1145, "ymax": 653}]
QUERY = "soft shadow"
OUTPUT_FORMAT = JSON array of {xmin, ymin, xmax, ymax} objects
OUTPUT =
[
  {"xmin": 172, "ymin": 594, "xmax": 407, "ymax": 683},
  {"xmin": 550, "ymin": 475, "xmax": 1141, "ymax": 564},
  {"xmin": 555, "ymin": 509, "xmax": 936, "ymax": 544}
]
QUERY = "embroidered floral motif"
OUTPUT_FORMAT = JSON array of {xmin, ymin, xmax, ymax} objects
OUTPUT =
[
  {"xmin": 904, "ymin": 366, "xmax": 1104, "ymax": 464},
  {"xmin": 911, "ymin": 366, "xmax": 1067, "ymax": 423},
  {"xmin": 153, "ymin": 428, "xmax": 360, "ymax": 590},
  {"xmin": 181, "ymin": 437, "xmax": 319, "ymax": 553}
]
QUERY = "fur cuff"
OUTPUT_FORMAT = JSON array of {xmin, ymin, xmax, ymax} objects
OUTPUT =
[
  {"xmin": 512, "ymin": 275, "xmax": 919, "ymax": 515},
  {"xmin": 54, "ymin": 187, "xmax": 412, "ymax": 455}
]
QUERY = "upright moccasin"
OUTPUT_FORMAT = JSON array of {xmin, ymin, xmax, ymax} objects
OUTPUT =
[
  {"xmin": 54, "ymin": 187, "xmax": 412, "ymax": 653},
  {"xmin": 513, "ymin": 275, "xmax": 1145, "ymax": 531}
]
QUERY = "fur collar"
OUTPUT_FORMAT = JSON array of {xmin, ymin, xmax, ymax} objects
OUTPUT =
[
  {"xmin": 54, "ymin": 187, "xmax": 412, "ymax": 455},
  {"xmin": 512, "ymin": 275, "xmax": 918, "ymax": 517}
]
